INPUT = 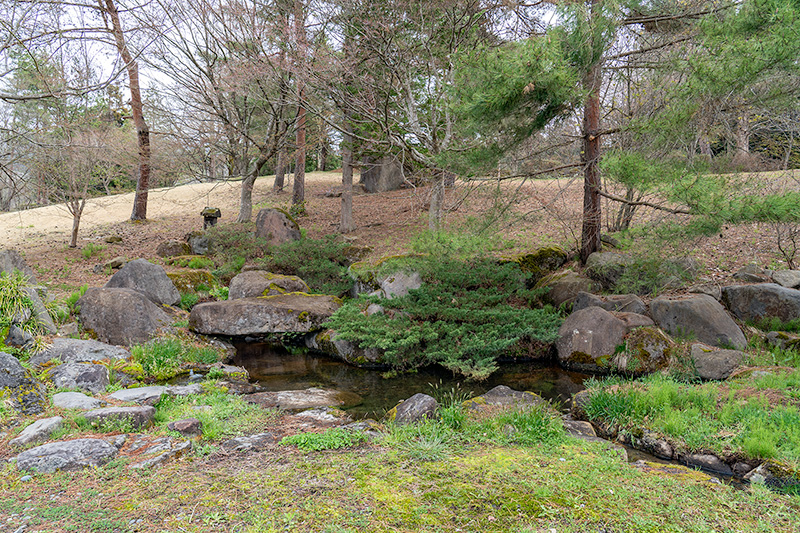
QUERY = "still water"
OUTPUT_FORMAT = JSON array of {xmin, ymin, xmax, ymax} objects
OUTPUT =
[{"xmin": 233, "ymin": 342, "xmax": 588, "ymax": 419}]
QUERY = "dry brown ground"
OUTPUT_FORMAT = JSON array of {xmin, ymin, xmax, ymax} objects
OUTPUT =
[{"xmin": 0, "ymin": 169, "xmax": 792, "ymax": 296}]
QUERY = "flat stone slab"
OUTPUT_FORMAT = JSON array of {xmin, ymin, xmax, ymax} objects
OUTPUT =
[
  {"xmin": 127, "ymin": 436, "xmax": 192, "ymax": 470},
  {"xmin": 52, "ymin": 391, "xmax": 106, "ymax": 410},
  {"xmin": 16, "ymin": 438, "xmax": 118, "ymax": 473},
  {"xmin": 189, "ymin": 294, "xmax": 341, "ymax": 336},
  {"xmin": 245, "ymin": 387, "xmax": 362, "ymax": 410},
  {"xmin": 108, "ymin": 386, "xmax": 166, "ymax": 405},
  {"xmin": 47, "ymin": 362, "xmax": 109, "ymax": 394},
  {"xmin": 10, "ymin": 417, "xmax": 63, "ymax": 447},
  {"xmin": 31, "ymin": 338, "xmax": 130, "ymax": 367},
  {"xmin": 84, "ymin": 406, "xmax": 156, "ymax": 430},
  {"xmin": 221, "ymin": 433, "xmax": 277, "ymax": 452}
]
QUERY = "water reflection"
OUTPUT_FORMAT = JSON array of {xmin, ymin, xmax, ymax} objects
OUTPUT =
[{"xmin": 234, "ymin": 342, "xmax": 588, "ymax": 419}]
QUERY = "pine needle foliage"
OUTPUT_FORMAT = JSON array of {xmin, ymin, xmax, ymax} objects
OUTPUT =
[{"xmin": 326, "ymin": 257, "xmax": 562, "ymax": 380}]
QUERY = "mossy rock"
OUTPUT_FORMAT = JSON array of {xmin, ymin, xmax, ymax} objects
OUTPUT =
[
  {"xmin": 503, "ymin": 246, "xmax": 568, "ymax": 280},
  {"xmin": 612, "ymin": 327, "xmax": 674, "ymax": 376},
  {"xmin": 167, "ymin": 270, "xmax": 217, "ymax": 293}
]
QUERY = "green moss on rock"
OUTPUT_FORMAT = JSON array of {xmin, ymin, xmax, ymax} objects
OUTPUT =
[{"xmin": 167, "ymin": 270, "xmax": 217, "ymax": 293}]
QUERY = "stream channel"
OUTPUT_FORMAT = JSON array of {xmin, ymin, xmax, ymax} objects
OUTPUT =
[{"xmin": 232, "ymin": 342, "xmax": 588, "ymax": 419}]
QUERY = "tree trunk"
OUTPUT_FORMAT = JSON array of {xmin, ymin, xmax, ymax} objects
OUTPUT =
[
  {"xmin": 579, "ymin": 1, "xmax": 603, "ymax": 264},
  {"xmin": 68, "ymin": 198, "xmax": 85, "ymax": 248},
  {"xmin": 428, "ymin": 171, "xmax": 445, "ymax": 231},
  {"xmin": 340, "ymin": 121, "xmax": 355, "ymax": 233},
  {"xmin": 319, "ymin": 141, "xmax": 328, "ymax": 172},
  {"xmin": 734, "ymin": 109, "xmax": 750, "ymax": 164},
  {"xmin": 237, "ymin": 155, "xmax": 269, "ymax": 222},
  {"xmin": 102, "ymin": 0, "xmax": 150, "ymax": 221},
  {"xmin": 273, "ymin": 147, "xmax": 286, "ymax": 192},
  {"xmin": 291, "ymin": 0, "xmax": 306, "ymax": 207}
]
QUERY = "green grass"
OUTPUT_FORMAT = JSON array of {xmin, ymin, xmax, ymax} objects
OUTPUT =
[
  {"xmin": 154, "ymin": 387, "xmax": 279, "ymax": 441},
  {"xmin": 582, "ymin": 372, "xmax": 800, "ymax": 468},
  {"xmin": 81, "ymin": 243, "xmax": 105, "ymax": 260},
  {"xmin": 130, "ymin": 336, "xmax": 223, "ymax": 380},
  {"xmin": 282, "ymin": 427, "xmax": 368, "ymax": 451}
]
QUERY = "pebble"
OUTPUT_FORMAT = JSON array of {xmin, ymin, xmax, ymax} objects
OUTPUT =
[{"xmin": 20, "ymin": 476, "xmax": 32, "ymax": 482}]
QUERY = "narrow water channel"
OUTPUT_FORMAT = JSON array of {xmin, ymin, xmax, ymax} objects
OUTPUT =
[{"xmin": 233, "ymin": 342, "xmax": 588, "ymax": 419}]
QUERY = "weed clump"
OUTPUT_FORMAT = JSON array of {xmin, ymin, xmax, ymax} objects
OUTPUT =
[
  {"xmin": 281, "ymin": 428, "xmax": 367, "ymax": 451},
  {"xmin": 130, "ymin": 336, "xmax": 223, "ymax": 380}
]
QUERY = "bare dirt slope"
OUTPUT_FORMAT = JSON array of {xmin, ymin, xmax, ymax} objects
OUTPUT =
[{"xmin": 0, "ymin": 169, "xmax": 790, "ymax": 295}]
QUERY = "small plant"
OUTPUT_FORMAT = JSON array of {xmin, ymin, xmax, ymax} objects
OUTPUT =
[
  {"xmin": 131, "ymin": 336, "xmax": 222, "ymax": 380},
  {"xmin": 65, "ymin": 284, "xmax": 88, "ymax": 316},
  {"xmin": 186, "ymin": 257, "xmax": 214, "ymax": 269},
  {"xmin": 209, "ymin": 285, "xmax": 229, "ymax": 300},
  {"xmin": 0, "ymin": 271, "xmax": 50, "ymax": 335},
  {"xmin": 281, "ymin": 427, "xmax": 367, "ymax": 451},
  {"xmin": 287, "ymin": 201, "xmax": 307, "ymax": 218},
  {"xmin": 81, "ymin": 243, "xmax": 105, "ymax": 260},
  {"xmin": 76, "ymin": 414, "xmax": 135, "ymax": 434},
  {"xmin": 385, "ymin": 422, "xmax": 460, "ymax": 461},
  {"xmin": 179, "ymin": 293, "xmax": 200, "ymax": 310}
]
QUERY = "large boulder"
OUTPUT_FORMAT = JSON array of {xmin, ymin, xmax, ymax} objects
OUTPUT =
[
  {"xmin": 573, "ymin": 291, "xmax": 648, "ymax": 316},
  {"xmin": 612, "ymin": 327, "xmax": 673, "ymax": 376},
  {"xmin": 16, "ymin": 438, "xmax": 118, "ymax": 473},
  {"xmin": 556, "ymin": 307, "xmax": 629, "ymax": 372},
  {"xmin": 229, "ymin": 271, "xmax": 310, "ymax": 300},
  {"xmin": 721, "ymin": 283, "xmax": 800, "ymax": 324},
  {"xmin": 506, "ymin": 246, "xmax": 568, "ymax": 281},
  {"xmin": 254, "ymin": 208, "xmax": 301, "ymax": 246},
  {"xmin": 385, "ymin": 393, "xmax": 439, "ymax": 425},
  {"xmin": 585, "ymin": 252, "xmax": 632, "ymax": 290},
  {"xmin": 0, "ymin": 249, "xmax": 36, "ymax": 281},
  {"xmin": 463, "ymin": 385, "xmax": 548, "ymax": 412},
  {"xmin": 189, "ymin": 294, "xmax": 340, "ymax": 336},
  {"xmin": 46, "ymin": 363, "xmax": 109, "ymax": 394},
  {"xmin": 104, "ymin": 259, "xmax": 180, "ymax": 306},
  {"xmin": 690, "ymin": 344, "xmax": 745, "ymax": 380},
  {"xmin": 650, "ymin": 294, "xmax": 746, "ymax": 349},
  {"xmin": 359, "ymin": 156, "xmax": 405, "ymax": 193},
  {"xmin": 305, "ymin": 329, "xmax": 387, "ymax": 368},
  {"xmin": 77, "ymin": 288, "xmax": 173, "ymax": 346},
  {"xmin": 156, "ymin": 240, "xmax": 190, "ymax": 258},
  {"xmin": 379, "ymin": 270, "xmax": 422, "ymax": 299},
  {"xmin": 536, "ymin": 270, "xmax": 596, "ymax": 308},
  {"xmin": 30, "ymin": 338, "xmax": 129, "ymax": 368},
  {"xmin": 0, "ymin": 351, "xmax": 46, "ymax": 414}
]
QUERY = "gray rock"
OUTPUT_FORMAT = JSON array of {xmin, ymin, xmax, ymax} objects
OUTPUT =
[
  {"xmin": 24, "ymin": 287, "xmax": 57, "ymax": 334},
  {"xmin": 611, "ymin": 327, "xmax": 673, "ymax": 376},
  {"xmin": 562, "ymin": 419, "xmax": 596, "ymax": 438},
  {"xmin": 167, "ymin": 418, "xmax": 202, "ymax": 437},
  {"xmin": 387, "ymin": 393, "xmax": 439, "ymax": 425},
  {"xmin": 305, "ymin": 329, "xmax": 387, "ymax": 368},
  {"xmin": 77, "ymin": 288, "xmax": 173, "ymax": 346},
  {"xmin": 129, "ymin": 438, "xmax": 192, "ymax": 470},
  {"xmin": 772, "ymin": 270, "xmax": 800, "ymax": 289},
  {"xmin": 380, "ymin": 270, "xmax": 422, "ymax": 299},
  {"xmin": 585, "ymin": 252, "xmax": 632, "ymax": 290},
  {"xmin": 651, "ymin": 294, "xmax": 746, "ymax": 349},
  {"xmin": 0, "ymin": 351, "xmax": 46, "ymax": 414},
  {"xmin": 102, "ymin": 256, "xmax": 126, "ymax": 270},
  {"xmin": 245, "ymin": 388, "xmax": 362, "ymax": 410},
  {"xmin": 360, "ymin": 155, "xmax": 405, "ymax": 193},
  {"xmin": 638, "ymin": 431, "xmax": 674, "ymax": 460},
  {"xmin": 228, "ymin": 271, "xmax": 310, "ymax": 299},
  {"xmin": 186, "ymin": 231, "xmax": 211, "ymax": 255},
  {"xmin": 254, "ymin": 208, "xmax": 301, "ymax": 246},
  {"xmin": 104, "ymin": 259, "xmax": 180, "ymax": 306},
  {"xmin": 221, "ymin": 433, "xmax": 277, "ymax": 452},
  {"xmin": 743, "ymin": 461, "xmax": 800, "ymax": 489},
  {"xmin": 536, "ymin": 270, "xmax": 595, "ymax": 308},
  {"xmin": 84, "ymin": 406, "xmax": 156, "ymax": 430},
  {"xmin": 165, "ymin": 384, "xmax": 204, "ymax": 397},
  {"xmin": 733, "ymin": 461, "xmax": 757, "ymax": 477},
  {"xmin": 464, "ymin": 385, "xmax": 547, "ymax": 410},
  {"xmin": 16, "ymin": 438, "xmax": 118, "ymax": 473},
  {"xmin": 31, "ymin": 338, "xmax": 130, "ymax": 367},
  {"xmin": 108, "ymin": 386, "xmax": 166, "ymax": 405},
  {"xmin": 47, "ymin": 363, "xmax": 109, "ymax": 394},
  {"xmin": 10, "ymin": 417, "xmax": 64, "ymax": 447},
  {"xmin": 690, "ymin": 344, "xmax": 744, "ymax": 380},
  {"xmin": 189, "ymin": 294, "xmax": 341, "ymax": 336},
  {"xmin": 684, "ymin": 453, "xmax": 733, "ymax": 476},
  {"xmin": 613, "ymin": 312, "xmax": 655, "ymax": 329},
  {"xmin": 733, "ymin": 264, "xmax": 770, "ymax": 283},
  {"xmin": 52, "ymin": 391, "xmax": 106, "ymax": 410},
  {"xmin": 57, "ymin": 322, "xmax": 79, "ymax": 337},
  {"xmin": 294, "ymin": 407, "xmax": 353, "ymax": 425},
  {"xmin": 722, "ymin": 283, "xmax": 800, "ymax": 324},
  {"xmin": 556, "ymin": 307, "xmax": 629, "ymax": 372},
  {"xmin": 766, "ymin": 331, "xmax": 800, "ymax": 350},
  {"xmin": 5, "ymin": 325, "xmax": 33, "ymax": 348},
  {"xmin": 573, "ymin": 292, "xmax": 648, "ymax": 316},
  {"xmin": 0, "ymin": 249, "xmax": 36, "ymax": 282},
  {"xmin": 156, "ymin": 240, "xmax": 190, "ymax": 258},
  {"xmin": 689, "ymin": 284, "xmax": 722, "ymax": 300}
]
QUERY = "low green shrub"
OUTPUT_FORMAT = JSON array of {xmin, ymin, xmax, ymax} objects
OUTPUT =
[
  {"xmin": 179, "ymin": 293, "xmax": 200, "ymax": 311},
  {"xmin": 130, "ymin": 337, "xmax": 222, "ymax": 380},
  {"xmin": 257, "ymin": 235, "xmax": 354, "ymax": 295},
  {"xmin": 281, "ymin": 428, "xmax": 367, "ymax": 451},
  {"xmin": 81, "ymin": 243, "xmax": 105, "ymax": 260},
  {"xmin": 326, "ymin": 257, "xmax": 562, "ymax": 379}
]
